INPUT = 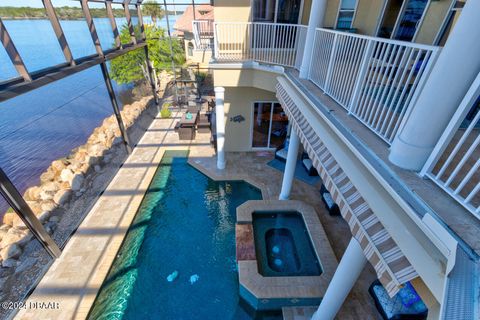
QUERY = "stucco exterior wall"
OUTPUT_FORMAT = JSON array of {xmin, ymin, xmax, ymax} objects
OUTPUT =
[
  {"xmin": 353, "ymin": 0, "xmax": 384, "ymax": 35},
  {"xmin": 214, "ymin": 0, "xmax": 252, "ymax": 22},
  {"xmin": 415, "ymin": 0, "xmax": 452, "ymax": 45},
  {"xmin": 323, "ymin": 0, "xmax": 340, "ymax": 28},
  {"xmin": 223, "ymin": 87, "xmax": 277, "ymax": 151},
  {"xmin": 301, "ymin": 0, "xmax": 312, "ymax": 25}
]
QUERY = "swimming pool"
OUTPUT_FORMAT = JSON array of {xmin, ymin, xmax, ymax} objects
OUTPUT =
[{"xmin": 88, "ymin": 150, "xmax": 273, "ymax": 319}]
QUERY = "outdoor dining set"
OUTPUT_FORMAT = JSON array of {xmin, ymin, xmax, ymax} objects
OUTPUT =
[{"xmin": 174, "ymin": 98, "xmax": 214, "ymax": 140}]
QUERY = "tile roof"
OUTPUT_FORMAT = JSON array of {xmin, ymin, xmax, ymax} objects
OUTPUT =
[{"xmin": 174, "ymin": 4, "xmax": 214, "ymax": 35}]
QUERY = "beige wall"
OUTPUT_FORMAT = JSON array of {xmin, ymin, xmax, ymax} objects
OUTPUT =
[
  {"xmin": 223, "ymin": 87, "xmax": 277, "ymax": 151},
  {"xmin": 323, "ymin": 0, "xmax": 340, "ymax": 28},
  {"xmin": 353, "ymin": 0, "xmax": 384, "ymax": 35},
  {"xmin": 301, "ymin": 0, "xmax": 312, "ymax": 25},
  {"xmin": 213, "ymin": 67, "xmax": 280, "ymax": 151},
  {"xmin": 214, "ymin": 0, "xmax": 252, "ymax": 22},
  {"xmin": 213, "ymin": 67, "xmax": 280, "ymax": 93},
  {"xmin": 415, "ymin": 0, "xmax": 452, "ymax": 45}
]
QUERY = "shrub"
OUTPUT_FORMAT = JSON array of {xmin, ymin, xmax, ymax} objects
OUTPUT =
[{"xmin": 160, "ymin": 104, "xmax": 172, "ymax": 118}]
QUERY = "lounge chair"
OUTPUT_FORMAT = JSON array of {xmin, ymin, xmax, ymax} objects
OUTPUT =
[{"xmin": 320, "ymin": 184, "xmax": 340, "ymax": 216}]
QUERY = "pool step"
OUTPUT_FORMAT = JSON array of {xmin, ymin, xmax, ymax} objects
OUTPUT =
[{"xmin": 282, "ymin": 306, "xmax": 317, "ymax": 320}]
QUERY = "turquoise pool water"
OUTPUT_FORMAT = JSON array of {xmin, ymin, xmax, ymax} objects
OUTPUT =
[{"xmin": 89, "ymin": 150, "xmax": 276, "ymax": 320}]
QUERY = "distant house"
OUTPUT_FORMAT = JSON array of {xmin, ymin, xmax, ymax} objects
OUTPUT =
[{"xmin": 174, "ymin": 4, "xmax": 214, "ymax": 66}]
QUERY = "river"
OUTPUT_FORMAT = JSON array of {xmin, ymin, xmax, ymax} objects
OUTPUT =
[{"xmin": 0, "ymin": 16, "xmax": 180, "ymax": 215}]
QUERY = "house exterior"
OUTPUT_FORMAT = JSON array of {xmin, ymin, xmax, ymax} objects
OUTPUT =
[
  {"xmin": 194, "ymin": 0, "xmax": 480, "ymax": 319},
  {"xmin": 174, "ymin": 4, "xmax": 214, "ymax": 66}
]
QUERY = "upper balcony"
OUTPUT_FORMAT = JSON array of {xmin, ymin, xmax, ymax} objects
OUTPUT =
[{"xmin": 194, "ymin": 20, "xmax": 480, "ymax": 223}]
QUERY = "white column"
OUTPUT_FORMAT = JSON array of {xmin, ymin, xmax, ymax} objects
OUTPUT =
[
  {"xmin": 299, "ymin": 0, "xmax": 328, "ymax": 79},
  {"xmin": 389, "ymin": 0, "xmax": 480, "ymax": 170},
  {"xmin": 312, "ymin": 238, "xmax": 367, "ymax": 320},
  {"xmin": 215, "ymin": 87, "xmax": 226, "ymax": 170},
  {"xmin": 279, "ymin": 130, "xmax": 300, "ymax": 200}
]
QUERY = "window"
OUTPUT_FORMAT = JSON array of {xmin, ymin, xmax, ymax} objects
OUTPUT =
[
  {"xmin": 435, "ymin": 0, "xmax": 465, "ymax": 46},
  {"xmin": 252, "ymin": 102, "xmax": 289, "ymax": 149},
  {"xmin": 394, "ymin": 0, "xmax": 429, "ymax": 41},
  {"xmin": 377, "ymin": 0, "xmax": 429, "ymax": 41},
  {"xmin": 253, "ymin": 0, "xmax": 302, "ymax": 24},
  {"xmin": 378, "ymin": 0, "xmax": 403, "ymax": 39},
  {"xmin": 336, "ymin": 0, "xmax": 357, "ymax": 30},
  {"xmin": 188, "ymin": 42, "xmax": 194, "ymax": 56}
]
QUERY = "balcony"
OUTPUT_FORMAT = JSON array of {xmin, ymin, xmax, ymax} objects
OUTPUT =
[{"xmin": 195, "ymin": 21, "xmax": 480, "ymax": 224}]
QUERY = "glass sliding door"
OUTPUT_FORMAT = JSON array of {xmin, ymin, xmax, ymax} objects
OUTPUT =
[
  {"xmin": 252, "ymin": 102, "xmax": 288, "ymax": 149},
  {"xmin": 269, "ymin": 103, "xmax": 289, "ymax": 148},
  {"xmin": 252, "ymin": 102, "xmax": 273, "ymax": 148},
  {"xmin": 394, "ymin": 0, "xmax": 429, "ymax": 41},
  {"xmin": 253, "ymin": 0, "xmax": 276, "ymax": 22},
  {"xmin": 277, "ymin": 0, "xmax": 302, "ymax": 24}
]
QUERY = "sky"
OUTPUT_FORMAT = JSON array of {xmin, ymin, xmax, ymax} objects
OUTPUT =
[{"xmin": 1, "ymin": 0, "xmax": 210, "ymax": 10}]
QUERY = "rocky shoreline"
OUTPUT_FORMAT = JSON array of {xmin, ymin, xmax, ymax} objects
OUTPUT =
[{"xmin": 0, "ymin": 73, "xmax": 172, "ymax": 318}]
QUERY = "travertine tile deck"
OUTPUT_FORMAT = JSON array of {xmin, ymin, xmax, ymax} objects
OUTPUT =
[{"xmin": 17, "ymin": 108, "xmax": 380, "ymax": 319}]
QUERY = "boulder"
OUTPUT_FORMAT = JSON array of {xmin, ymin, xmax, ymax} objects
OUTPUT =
[
  {"xmin": 53, "ymin": 189, "xmax": 71, "ymax": 206},
  {"xmin": 0, "ymin": 244, "xmax": 22, "ymax": 261},
  {"xmin": 0, "ymin": 228, "xmax": 26, "ymax": 248},
  {"xmin": 16, "ymin": 233, "xmax": 33, "ymax": 247},
  {"xmin": 39, "ymin": 190, "xmax": 54, "ymax": 201},
  {"xmin": 51, "ymin": 159, "xmax": 67, "ymax": 174},
  {"xmin": 71, "ymin": 174, "xmax": 84, "ymax": 191},
  {"xmin": 25, "ymin": 201, "xmax": 42, "ymax": 215},
  {"xmin": 2, "ymin": 212, "xmax": 15, "ymax": 226},
  {"xmin": 88, "ymin": 144, "xmax": 106, "ymax": 157},
  {"xmin": 60, "ymin": 168, "xmax": 75, "ymax": 184},
  {"xmin": 0, "ymin": 225, "xmax": 10, "ymax": 238},
  {"xmin": 23, "ymin": 186, "xmax": 41, "ymax": 201},
  {"xmin": 40, "ymin": 201, "xmax": 57, "ymax": 212},
  {"xmin": 42, "ymin": 182, "xmax": 59, "ymax": 193},
  {"xmin": 39, "ymin": 170, "xmax": 55, "ymax": 184},
  {"xmin": 12, "ymin": 216, "xmax": 27, "ymax": 229},
  {"xmin": 2, "ymin": 258, "xmax": 18, "ymax": 268}
]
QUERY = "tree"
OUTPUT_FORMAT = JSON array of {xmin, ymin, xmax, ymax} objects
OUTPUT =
[
  {"xmin": 142, "ymin": 0, "xmax": 164, "ymax": 26},
  {"xmin": 110, "ymin": 24, "xmax": 185, "ymax": 85}
]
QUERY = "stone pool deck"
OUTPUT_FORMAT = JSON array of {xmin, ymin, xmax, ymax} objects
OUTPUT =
[{"xmin": 17, "ymin": 107, "xmax": 381, "ymax": 319}]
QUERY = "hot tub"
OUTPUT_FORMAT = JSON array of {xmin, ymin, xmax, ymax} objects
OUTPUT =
[
  {"xmin": 253, "ymin": 212, "xmax": 322, "ymax": 277},
  {"xmin": 236, "ymin": 200, "xmax": 338, "ymax": 311}
]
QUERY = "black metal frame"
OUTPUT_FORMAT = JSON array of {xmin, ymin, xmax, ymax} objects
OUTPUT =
[
  {"xmin": 0, "ymin": 0, "xmax": 154, "ymax": 259},
  {"xmin": 0, "ymin": 0, "xmax": 210, "ymax": 260}
]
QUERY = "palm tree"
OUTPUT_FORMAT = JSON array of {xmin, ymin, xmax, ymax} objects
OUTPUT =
[{"xmin": 142, "ymin": 0, "xmax": 164, "ymax": 26}]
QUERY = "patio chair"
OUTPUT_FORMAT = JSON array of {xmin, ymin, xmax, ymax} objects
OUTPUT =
[
  {"xmin": 197, "ymin": 113, "xmax": 211, "ymax": 133},
  {"xmin": 369, "ymin": 280, "xmax": 428, "ymax": 320},
  {"xmin": 275, "ymin": 138, "xmax": 289, "ymax": 162},
  {"xmin": 302, "ymin": 152, "xmax": 318, "ymax": 176}
]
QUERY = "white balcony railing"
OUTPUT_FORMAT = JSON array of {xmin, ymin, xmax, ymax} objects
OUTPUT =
[
  {"xmin": 421, "ymin": 73, "xmax": 480, "ymax": 218},
  {"xmin": 210, "ymin": 23, "xmax": 441, "ymax": 144},
  {"xmin": 308, "ymin": 29, "xmax": 441, "ymax": 143},
  {"xmin": 214, "ymin": 22, "xmax": 307, "ymax": 68},
  {"xmin": 192, "ymin": 20, "xmax": 214, "ymax": 49}
]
